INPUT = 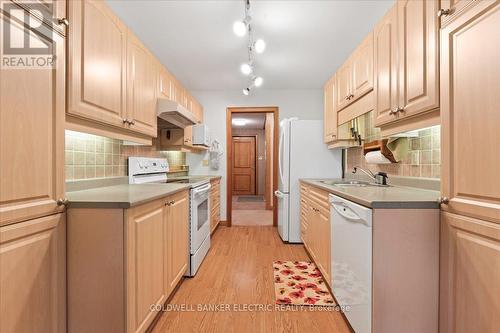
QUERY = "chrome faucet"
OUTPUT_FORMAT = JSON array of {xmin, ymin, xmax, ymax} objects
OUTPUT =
[{"xmin": 352, "ymin": 166, "xmax": 389, "ymax": 186}]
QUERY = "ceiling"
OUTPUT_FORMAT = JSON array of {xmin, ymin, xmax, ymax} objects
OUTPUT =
[
  {"xmin": 107, "ymin": 0, "xmax": 394, "ymax": 91},
  {"xmin": 232, "ymin": 113, "xmax": 266, "ymax": 129}
]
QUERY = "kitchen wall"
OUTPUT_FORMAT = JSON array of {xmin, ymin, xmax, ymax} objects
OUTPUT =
[
  {"xmin": 65, "ymin": 130, "xmax": 186, "ymax": 180},
  {"xmin": 187, "ymin": 89, "xmax": 324, "ymax": 220},
  {"xmin": 232, "ymin": 127, "xmax": 266, "ymax": 196},
  {"xmin": 345, "ymin": 115, "xmax": 441, "ymax": 179}
]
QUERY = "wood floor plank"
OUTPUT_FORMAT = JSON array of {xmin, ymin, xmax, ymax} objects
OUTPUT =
[{"xmin": 151, "ymin": 226, "xmax": 351, "ymax": 333}]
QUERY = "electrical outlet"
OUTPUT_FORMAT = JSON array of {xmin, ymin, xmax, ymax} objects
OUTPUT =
[{"xmin": 202, "ymin": 159, "xmax": 209, "ymax": 166}]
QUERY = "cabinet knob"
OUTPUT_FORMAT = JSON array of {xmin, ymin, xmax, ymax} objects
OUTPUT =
[
  {"xmin": 122, "ymin": 118, "xmax": 129, "ymax": 124},
  {"xmin": 389, "ymin": 109, "xmax": 397, "ymax": 115},
  {"xmin": 129, "ymin": 120, "xmax": 136, "ymax": 125},
  {"xmin": 56, "ymin": 198, "xmax": 69, "ymax": 206},
  {"xmin": 397, "ymin": 107, "xmax": 405, "ymax": 113},
  {"xmin": 439, "ymin": 197, "xmax": 450, "ymax": 205},
  {"xmin": 57, "ymin": 18, "xmax": 69, "ymax": 26},
  {"xmin": 437, "ymin": 9, "xmax": 452, "ymax": 17}
]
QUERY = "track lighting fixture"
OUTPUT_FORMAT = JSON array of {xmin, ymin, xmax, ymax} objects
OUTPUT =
[{"xmin": 234, "ymin": 0, "xmax": 265, "ymax": 95}]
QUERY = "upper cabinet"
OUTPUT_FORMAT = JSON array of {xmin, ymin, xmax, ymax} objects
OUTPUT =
[
  {"xmin": 374, "ymin": 0, "xmax": 440, "ymax": 134},
  {"xmin": 440, "ymin": 0, "xmax": 500, "ymax": 225},
  {"xmin": 0, "ymin": 9, "xmax": 65, "ymax": 226},
  {"xmin": 373, "ymin": 5, "xmax": 399, "ymax": 127},
  {"xmin": 323, "ymin": 75, "xmax": 337, "ymax": 143},
  {"xmin": 67, "ymin": 0, "xmax": 128, "ymax": 129},
  {"xmin": 126, "ymin": 31, "xmax": 158, "ymax": 137},
  {"xmin": 68, "ymin": 0, "xmax": 203, "ymax": 142},
  {"xmin": 336, "ymin": 32, "xmax": 374, "ymax": 112}
]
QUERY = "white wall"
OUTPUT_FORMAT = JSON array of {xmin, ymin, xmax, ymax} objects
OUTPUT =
[{"xmin": 187, "ymin": 89, "xmax": 324, "ymax": 220}]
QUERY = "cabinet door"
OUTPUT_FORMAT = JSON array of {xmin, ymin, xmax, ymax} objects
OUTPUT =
[
  {"xmin": 440, "ymin": 0, "xmax": 477, "ymax": 27},
  {"xmin": 318, "ymin": 210, "xmax": 331, "ymax": 283},
  {"xmin": 440, "ymin": 212, "xmax": 500, "ymax": 333},
  {"xmin": 0, "ymin": 213, "xmax": 66, "ymax": 333},
  {"xmin": 351, "ymin": 32, "xmax": 374, "ymax": 101},
  {"xmin": 397, "ymin": 0, "xmax": 439, "ymax": 118},
  {"xmin": 165, "ymin": 191, "xmax": 189, "ymax": 295},
  {"xmin": 0, "ymin": 11, "xmax": 65, "ymax": 225},
  {"xmin": 159, "ymin": 67, "xmax": 173, "ymax": 100},
  {"xmin": 373, "ymin": 4, "xmax": 399, "ymax": 126},
  {"xmin": 440, "ymin": 0, "xmax": 500, "ymax": 224},
  {"xmin": 67, "ymin": 0, "xmax": 127, "ymax": 128},
  {"xmin": 336, "ymin": 62, "xmax": 352, "ymax": 111},
  {"xmin": 127, "ymin": 33, "xmax": 157, "ymax": 137},
  {"xmin": 323, "ymin": 75, "xmax": 337, "ymax": 143},
  {"xmin": 126, "ymin": 200, "xmax": 165, "ymax": 333}
]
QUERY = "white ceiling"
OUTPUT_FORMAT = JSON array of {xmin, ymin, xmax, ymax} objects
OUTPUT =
[
  {"xmin": 232, "ymin": 113, "xmax": 266, "ymax": 129},
  {"xmin": 107, "ymin": 0, "xmax": 394, "ymax": 90}
]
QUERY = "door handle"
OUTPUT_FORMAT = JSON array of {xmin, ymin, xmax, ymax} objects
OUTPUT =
[{"xmin": 274, "ymin": 190, "xmax": 284, "ymax": 198}]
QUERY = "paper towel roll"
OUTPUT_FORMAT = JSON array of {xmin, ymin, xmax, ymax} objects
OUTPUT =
[{"xmin": 364, "ymin": 151, "xmax": 392, "ymax": 164}]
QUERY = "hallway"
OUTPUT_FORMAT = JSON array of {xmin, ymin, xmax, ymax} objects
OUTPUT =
[
  {"xmin": 151, "ymin": 226, "xmax": 351, "ymax": 333},
  {"xmin": 231, "ymin": 196, "xmax": 273, "ymax": 226}
]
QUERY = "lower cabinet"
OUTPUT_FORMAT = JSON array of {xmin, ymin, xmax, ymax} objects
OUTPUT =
[
  {"xmin": 300, "ymin": 183, "xmax": 331, "ymax": 285},
  {"xmin": 440, "ymin": 212, "xmax": 500, "ymax": 333},
  {"xmin": 210, "ymin": 178, "xmax": 221, "ymax": 233},
  {"xmin": 67, "ymin": 190, "xmax": 190, "ymax": 333},
  {"xmin": 0, "ymin": 213, "xmax": 66, "ymax": 333}
]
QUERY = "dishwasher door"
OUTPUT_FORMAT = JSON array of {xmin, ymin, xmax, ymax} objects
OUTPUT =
[{"xmin": 330, "ymin": 194, "xmax": 373, "ymax": 333}]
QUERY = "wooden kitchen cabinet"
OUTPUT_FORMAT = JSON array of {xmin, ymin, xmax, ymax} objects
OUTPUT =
[
  {"xmin": 335, "ymin": 32, "xmax": 374, "ymax": 113},
  {"xmin": 300, "ymin": 183, "xmax": 331, "ymax": 285},
  {"xmin": 210, "ymin": 178, "xmax": 221, "ymax": 233},
  {"xmin": 126, "ymin": 31, "xmax": 158, "ymax": 137},
  {"xmin": 440, "ymin": 212, "xmax": 500, "ymax": 333},
  {"xmin": 373, "ymin": 4, "xmax": 399, "ymax": 127},
  {"xmin": 126, "ymin": 200, "xmax": 166, "ymax": 333},
  {"xmin": 68, "ymin": 190, "xmax": 190, "ymax": 333},
  {"xmin": 67, "ymin": 0, "xmax": 128, "ymax": 129},
  {"xmin": 440, "ymin": 0, "xmax": 500, "ymax": 225},
  {"xmin": 165, "ymin": 190, "xmax": 189, "ymax": 295},
  {"xmin": 323, "ymin": 74, "xmax": 337, "ymax": 143},
  {"xmin": 374, "ymin": 0, "xmax": 440, "ymax": 134},
  {"xmin": 10, "ymin": 0, "xmax": 68, "ymax": 36},
  {"xmin": 0, "ymin": 9, "xmax": 65, "ymax": 226},
  {"xmin": 0, "ymin": 213, "xmax": 66, "ymax": 333}
]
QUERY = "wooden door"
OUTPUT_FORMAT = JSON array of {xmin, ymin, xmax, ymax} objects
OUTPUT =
[
  {"xmin": 440, "ymin": 0, "xmax": 500, "ymax": 224},
  {"xmin": 126, "ymin": 200, "xmax": 165, "ymax": 333},
  {"xmin": 440, "ymin": 212, "xmax": 500, "ymax": 333},
  {"xmin": 0, "ymin": 213, "xmax": 66, "ymax": 333},
  {"xmin": 165, "ymin": 191, "xmax": 189, "ymax": 295},
  {"xmin": 374, "ymin": 4, "xmax": 399, "ymax": 126},
  {"xmin": 351, "ymin": 32, "xmax": 374, "ymax": 102},
  {"xmin": 323, "ymin": 75, "xmax": 337, "ymax": 143},
  {"xmin": 0, "ymin": 10, "xmax": 65, "ymax": 226},
  {"xmin": 126, "ymin": 32, "xmax": 157, "ymax": 137},
  {"xmin": 67, "ymin": 0, "xmax": 127, "ymax": 128},
  {"xmin": 336, "ymin": 62, "xmax": 352, "ymax": 111},
  {"xmin": 397, "ymin": 0, "xmax": 439, "ymax": 119},
  {"xmin": 232, "ymin": 136, "xmax": 256, "ymax": 195}
]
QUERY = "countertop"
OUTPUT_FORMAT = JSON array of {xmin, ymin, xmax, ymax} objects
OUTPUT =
[
  {"xmin": 300, "ymin": 179, "xmax": 440, "ymax": 209},
  {"xmin": 66, "ymin": 175, "xmax": 222, "ymax": 209},
  {"xmin": 66, "ymin": 183, "xmax": 192, "ymax": 209}
]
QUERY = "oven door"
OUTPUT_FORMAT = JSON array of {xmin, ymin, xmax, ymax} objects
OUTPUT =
[{"xmin": 190, "ymin": 183, "xmax": 211, "ymax": 254}]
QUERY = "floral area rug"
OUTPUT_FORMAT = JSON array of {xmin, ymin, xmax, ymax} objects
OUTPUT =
[{"xmin": 273, "ymin": 260, "xmax": 335, "ymax": 306}]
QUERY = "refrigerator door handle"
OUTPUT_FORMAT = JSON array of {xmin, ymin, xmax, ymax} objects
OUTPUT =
[
  {"xmin": 274, "ymin": 190, "xmax": 285, "ymax": 198},
  {"xmin": 278, "ymin": 125, "xmax": 285, "ymax": 187}
]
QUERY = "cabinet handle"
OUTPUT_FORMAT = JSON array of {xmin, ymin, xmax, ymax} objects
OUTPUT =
[
  {"xmin": 122, "ymin": 118, "xmax": 129, "ymax": 124},
  {"xmin": 56, "ymin": 198, "xmax": 69, "ymax": 206},
  {"xmin": 57, "ymin": 18, "xmax": 69, "ymax": 26},
  {"xmin": 437, "ymin": 9, "xmax": 452, "ymax": 17},
  {"xmin": 439, "ymin": 197, "xmax": 449, "ymax": 205},
  {"xmin": 389, "ymin": 109, "xmax": 397, "ymax": 115},
  {"xmin": 170, "ymin": 200, "xmax": 175, "ymax": 205},
  {"xmin": 129, "ymin": 120, "xmax": 135, "ymax": 125},
  {"xmin": 349, "ymin": 94, "xmax": 354, "ymax": 100},
  {"xmin": 397, "ymin": 107, "xmax": 405, "ymax": 113}
]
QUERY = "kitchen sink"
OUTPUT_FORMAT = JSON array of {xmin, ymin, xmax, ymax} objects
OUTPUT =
[{"xmin": 319, "ymin": 180, "xmax": 389, "ymax": 187}]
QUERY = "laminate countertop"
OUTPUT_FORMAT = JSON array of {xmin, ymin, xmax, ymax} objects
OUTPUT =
[
  {"xmin": 300, "ymin": 179, "xmax": 440, "ymax": 209},
  {"xmin": 66, "ymin": 183, "xmax": 193, "ymax": 209}
]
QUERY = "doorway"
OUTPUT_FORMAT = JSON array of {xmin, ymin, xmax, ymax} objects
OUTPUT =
[{"xmin": 226, "ymin": 107, "xmax": 279, "ymax": 227}]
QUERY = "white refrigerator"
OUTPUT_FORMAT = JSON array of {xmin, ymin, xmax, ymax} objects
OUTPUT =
[{"xmin": 274, "ymin": 118, "xmax": 342, "ymax": 243}]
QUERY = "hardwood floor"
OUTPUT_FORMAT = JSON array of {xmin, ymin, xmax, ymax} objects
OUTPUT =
[
  {"xmin": 232, "ymin": 196, "xmax": 273, "ymax": 226},
  {"xmin": 151, "ymin": 226, "xmax": 351, "ymax": 333}
]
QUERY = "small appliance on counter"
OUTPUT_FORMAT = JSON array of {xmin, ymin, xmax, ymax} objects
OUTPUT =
[
  {"xmin": 192, "ymin": 124, "xmax": 211, "ymax": 147},
  {"xmin": 128, "ymin": 157, "xmax": 211, "ymax": 276}
]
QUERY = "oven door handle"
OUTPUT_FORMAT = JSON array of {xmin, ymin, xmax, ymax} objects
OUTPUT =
[{"xmin": 193, "ymin": 183, "xmax": 211, "ymax": 194}]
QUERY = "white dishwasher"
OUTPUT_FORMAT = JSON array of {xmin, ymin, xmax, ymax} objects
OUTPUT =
[{"xmin": 330, "ymin": 194, "xmax": 373, "ymax": 333}]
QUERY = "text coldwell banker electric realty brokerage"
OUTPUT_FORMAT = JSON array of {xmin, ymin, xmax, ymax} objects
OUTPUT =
[{"xmin": 150, "ymin": 303, "xmax": 351, "ymax": 313}]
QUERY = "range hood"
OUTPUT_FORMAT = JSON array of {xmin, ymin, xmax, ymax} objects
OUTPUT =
[{"xmin": 157, "ymin": 98, "xmax": 197, "ymax": 128}]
